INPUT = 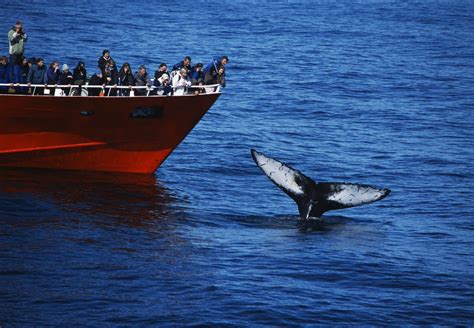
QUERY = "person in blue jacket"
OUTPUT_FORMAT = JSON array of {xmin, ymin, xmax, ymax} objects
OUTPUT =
[
  {"xmin": 46, "ymin": 60, "xmax": 60, "ymax": 94},
  {"xmin": 172, "ymin": 56, "xmax": 192, "ymax": 78},
  {"xmin": 203, "ymin": 55, "xmax": 229, "ymax": 87},
  {"xmin": 27, "ymin": 58, "xmax": 47, "ymax": 94},
  {"xmin": 203, "ymin": 56, "xmax": 228, "ymax": 74},
  {"xmin": 46, "ymin": 61, "xmax": 60, "ymax": 84},
  {"xmin": 191, "ymin": 63, "xmax": 205, "ymax": 85},
  {"xmin": 13, "ymin": 56, "xmax": 30, "ymax": 93},
  {"xmin": 0, "ymin": 56, "xmax": 11, "ymax": 93},
  {"xmin": 27, "ymin": 58, "xmax": 47, "ymax": 84}
]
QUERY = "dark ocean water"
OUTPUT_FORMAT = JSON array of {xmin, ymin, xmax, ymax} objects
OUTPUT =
[{"xmin": 1, "ymin": 0, "xmax": 474, "ymax": 326}]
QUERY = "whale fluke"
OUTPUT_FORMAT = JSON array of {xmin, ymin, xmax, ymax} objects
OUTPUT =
[{"xmin": 250, "ymin": 149, "xmax": 390, "ymax": 219}]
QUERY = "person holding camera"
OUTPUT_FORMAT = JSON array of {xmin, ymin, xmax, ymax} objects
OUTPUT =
[{"xmin": 7, "ymin": 21, "xmax": 28, "ymax": 83}]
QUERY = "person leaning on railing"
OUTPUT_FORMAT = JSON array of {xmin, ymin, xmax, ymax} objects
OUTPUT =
[
  {"xmin": 59, "ymin": 64, "xmax": 73, "ymax": 96},
  {"xmin": 88, "ymin": 69, "xmax": 105, "ymax": 96},
  {"xmin": 134, "ymin": 65, "xmax": 151, "ymax": 96},
  {"xmin": 153, "ymin": 63, "xmax": 169, "ymax": 88},
  {"xmin": 0, "ymin": 56, "xmax": 10, "ymax": 94},
  {"xmin": 46, "ymin": 61, "xmax": 60, "ymax": 94},
  {"xmin": 157, "ymin": 74, "xmax": 172, "ymax": 96},
  {"xmin": 118, "ymin": 62, "xmax": 135, "ymax": 96},
  {"xmin": 172, "ymin": 68, "xmax": 191, "ymax": 96},
  {"xmin": 204, "ymin": 64, "xmax": 225, "ymax": 87},
  {"xmin": 27, "ymin": 58, "xmax": 47, "ymax": 95},
  {"xmin": 191, "ymin": 63, "xmax": 205, "ymax": 85},
  {"xmin": 72, "ymin": 61, "xmax": 87, "ymax": 96},
  {"xmin": 104, "ymin": 59, "xmax": 118, "ymax": 96},
  {"xmin": 203, "ymin": 55, "xmax": 228, "ymax": 88}
]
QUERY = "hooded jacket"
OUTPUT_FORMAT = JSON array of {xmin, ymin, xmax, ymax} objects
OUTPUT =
[{"xmin": 73, "ymin": 62, "xmax": 87, "ymax": 84}]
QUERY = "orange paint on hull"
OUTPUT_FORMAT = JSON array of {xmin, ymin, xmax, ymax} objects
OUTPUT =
[{"xmin": 0, "ymin": 93, "xmax": 220, "ymax": 173}]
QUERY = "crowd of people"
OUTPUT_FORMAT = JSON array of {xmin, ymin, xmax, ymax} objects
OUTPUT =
[{"xmin": 1, "ymin": 21, "xmax": 229, "ymax": 96}]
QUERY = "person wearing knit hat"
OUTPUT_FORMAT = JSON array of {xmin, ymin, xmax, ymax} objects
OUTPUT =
[{"xmin": 59, "ymin": 63, "xmax": 73, "ymax": 95}]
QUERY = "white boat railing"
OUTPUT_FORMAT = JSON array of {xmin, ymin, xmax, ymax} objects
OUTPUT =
[{"xmin": 0, "ymin": 83, "xmax": 221, "ymax": 97}]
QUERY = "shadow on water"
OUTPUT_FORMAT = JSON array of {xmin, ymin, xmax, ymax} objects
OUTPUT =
[
  {"xmin": 297, "ymin": 215, "xmax": 353, "ymax": 233},
  {"xmin": 225, "ymin": 213, "xmax": 353, "ymax": 232},
  {"xmin": 0, "ymin": 168, "xmax": 182, "ymax": 228}
]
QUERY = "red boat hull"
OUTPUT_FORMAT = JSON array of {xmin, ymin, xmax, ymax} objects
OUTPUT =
[{"xmin": 0, "ymin": 93, "xmax": 220, "ymax": 173}]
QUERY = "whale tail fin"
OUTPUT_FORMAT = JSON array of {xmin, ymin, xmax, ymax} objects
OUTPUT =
[
  {"xmin": 310, "ymin": 182, "xmax": 390, "ymax": 217},
  {"xmin": 251, "ymin": 149, "xmax": 317, "ymax": 218},
  {"xmin": 250, "ymin": 149, "xmax": 390, "ymax": 218}
]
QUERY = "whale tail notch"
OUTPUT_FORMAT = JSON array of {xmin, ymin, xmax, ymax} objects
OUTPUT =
[{"xmin": 250, "ymin": 149, "xmax": 390, "ymax": 218}]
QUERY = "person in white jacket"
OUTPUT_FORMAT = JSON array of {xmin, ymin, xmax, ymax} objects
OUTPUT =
[{"xmin": 172, "ymin": 68, "xmax": 191, "ymax": 95}]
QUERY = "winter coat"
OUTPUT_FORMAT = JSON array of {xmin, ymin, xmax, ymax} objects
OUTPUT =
[
  {"xmin": 88, "ymin": 74, "xmax": 105, "ymax": 96},
  {"xmin": 172, "ymin": 73, "xmax": 191, "ymax": 95},
  {"xmin": 60, "ymin": 71, "xmax": 74, "ymax": 85},
  {"xmin": 191, "ymin": 69, "xmax": 205, "ymax": 84},
  {"xmin": 119, "ymin": 70, "xmax": 135, "ymax": 86},
  {"xmin": 172, "ymin": 61, "xmax": 192, "ymax": 78},
  {"xmin": 0, "ymin": 63, "xmax": 10, "ymax": 91},
  {"xmin": 46, "ymin": 67, "xmax": 60, "ymax": 84},
  {"xmin": 59, "ymin": 71, "xmax": 74, "ymax": 95},
  {"xmin": 204, "ymin": 68, "xmax": 225, "ymax": 87},
  {"xmin": 134, "ymin": 72, "xmax": 151, "ymax": 96},
  {"xmin": 27, "ymin": 64, "xmax": 47, "ymax": 84},
  {"xmin": 20, "ymin": 64, "xmax": 29, "ymax": 83},
  {"xmin": 162, "ymin": 84, "xmax": 173, "ymax": 96},
  {"xmin": 172, "ymin": 61, "xmax": 192, "ymax": 72},
  {"xmin": 73, "ymin": 65, "xmax": 87, "ymax": 85},
  {"xmin": 0, "ymin": 63, "xmax": 10, "ymax": 83},
  {"xmin": 8, "ymin": 27, "xmax": 28, "ymax": 55},
  {"xmin": 98, "ymin": 56, "xmax": 111, "ymax": 70},
  {"xmin": 134, "ymin": 72, "xmax": 151, "ymax": 86},
  {"xmin": 203, "ymin": 56, "xmax": 221, "ymax": 75},
  {"xmin": 105, "ymin": 66, "xmax": 118, "ymax": 85},
  {"xmin": 153, "ymin": 70, "xmax": 169, "ymax": 87}
]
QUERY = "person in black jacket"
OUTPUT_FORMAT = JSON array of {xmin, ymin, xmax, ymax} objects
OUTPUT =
[
  {"xmin": 72, "ymin": 61, "xmax": 87, "ymax": 95},
  {"xmin": 160, "ymin": 74, "xmax": 173, "ymax": 96},
  {"xmin": 204, "ymin": 64, "xmax": 225, "ymax": 87},
  {"xmin": 98, "ymin": 49, "xmax": 113, "ymax": 75},
  {"xmin": 73, "ymin": 61, "xmax": 87, "ymax": 84},
  {"xmin": 153, "ymin": 63, "xmax": 169, "ymax": 88},
  {"xmin": 60, "ymin": 64, "xmax": 74, "ymax": 95},
  {"xmin": 88, "ymin": 69, "xmax": 105, "ymax": 96},
  {"xmin": 104, "ymin": 59, "xmax": 118, "ymax": 96},
  {"xmin": 118, "ymin": 62, "xmax": 135, "ymax": 96}
]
